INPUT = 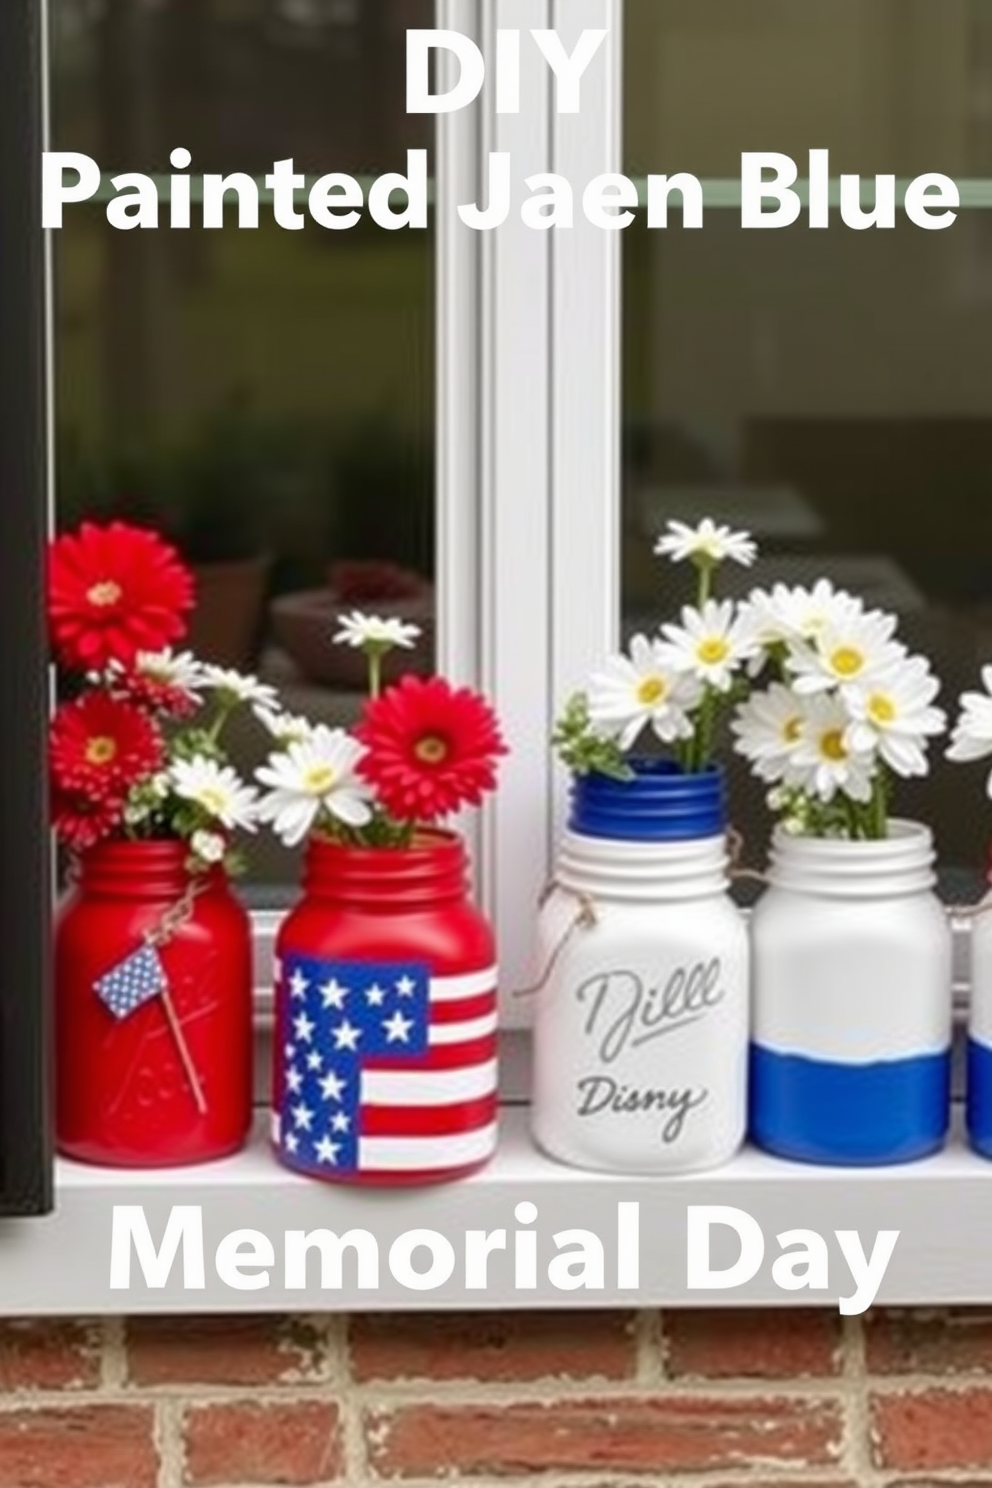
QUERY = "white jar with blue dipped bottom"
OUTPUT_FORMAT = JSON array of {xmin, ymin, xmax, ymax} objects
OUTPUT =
[
  {"xmin": 531, "ymin": 761, "xmax": 749, "ymax": 1174},
  {"xmin": 967, "ymin": 881, "xmax": 992, "ymax": 1157},
  {"xmin": 750, "ymin": 821, "xmax": 952, "ymax": 1165}
]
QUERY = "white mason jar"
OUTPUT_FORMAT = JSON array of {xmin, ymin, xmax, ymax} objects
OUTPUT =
[
  {"xmin": 967, "ymin": 888, "xmax": 992, "ymax": 1157},
  {"xmin": 750, "ymin": 820, "xmax": 952, "ymax": 1166},
  {"xmin": 531, "ymin": 762, "xmax": 749, "ymax": 1174}
]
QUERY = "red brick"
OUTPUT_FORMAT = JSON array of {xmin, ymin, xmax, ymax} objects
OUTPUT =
[
  {"xmin": 871, "ymin": 1389, "xmax": 992, "ymax": 1471},
  {"xmin": 0, "ymin": 1405, "xmax": 156, "ymax": 1488},
  {"xmin": 183, "ymin": 1400, "xmax": 343, "ymax": 1486},
  {"xmin": 0, "ymin": 1320, "xmax": 101, "ymax": 1392},
  {"xmin": 665, "ymin": 1309, "xmax": 841, "ymax": 1379},
  {"xmin": 867, "ymin": 1308, "xmax": 992, "ymax": 1376},
  {"xmin": 127, "ymin": 1314, "xmax": 325, "ymax": 1387},
  {"xmin": 350, "ymin": 1311, "xmax": 637, "ymax": 1383},
  {"xmin": 365, "ymin": 1396, "xmax": 842, "ymax": 1478}
]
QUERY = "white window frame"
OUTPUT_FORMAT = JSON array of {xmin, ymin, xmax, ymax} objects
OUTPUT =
[{"xmin": 438, "ymin": 0, "xmax": 622, "ymax": 1023}]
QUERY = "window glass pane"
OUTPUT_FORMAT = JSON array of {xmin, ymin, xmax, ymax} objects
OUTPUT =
[
  {"xmin": 623, "ymin": 0, "xmax": 992, "ymax": 883},
  {"xmin": 52, "ymin": 0, "xmax": 435, "ymax": 887},
  {"xmin": 626, "ymin": 0, "xmax": 986, "ymax": 179}
]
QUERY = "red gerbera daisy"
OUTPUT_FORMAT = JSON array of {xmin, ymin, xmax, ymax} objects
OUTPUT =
[
  {"xmin": 47, "ymin": 520, "xmax": 195, "ymax": 672},
  {"xmin": 51, "ymin": 789, "xmax": 126, "ymax": 853},
  {"xmin": 355, "ymin": 675, "xmax": 507, "ymax": 823},
  {"xmin": 50, "ymin": 691, "xmax": 165, "ymax": 801}
]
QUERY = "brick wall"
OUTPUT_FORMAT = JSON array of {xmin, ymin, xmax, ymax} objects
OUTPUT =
[{"xmin": 0, "ymin": 1309, "xmax": 990, "ymax": 1485}]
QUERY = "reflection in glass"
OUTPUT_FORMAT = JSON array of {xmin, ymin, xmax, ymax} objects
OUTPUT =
[
  {"xmin": 623, "ymin": 1, "xmax": 992, "ymax": 878},
  {"xmin": 51, "ymin": 1, "xmax": 435, "ymax": 885}
]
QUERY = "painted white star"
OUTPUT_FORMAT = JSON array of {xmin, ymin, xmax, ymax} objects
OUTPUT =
[
  {"xmin": 330, "ymin": 1112, "xmax": 351, "ymax": 1134},
  {"xmin": 291, "ymin": 1102, "xmax": 314, "ymax": 1132},
  {"xmin": 284, "ymin": 1042, "xmax": 296, "ymax": 1061},
  {"xmin": 333, "ymin": 1019, "xmax": 361, "ymax": 1052},
  {"xmin": 285, "ymin": 1066, "xmax": 303, "ymax": 1095},
  {"xmin": 284, "ymin": 1132, "xmax": 299, "ymax": 1154},
  {"xmin": 320, "ymin": 978, "xmax": 348, "ymax": 1011},
  {"xmin": 319, "ymin": 1070, "xmax": 346, "ymax": 1103},
  {"xmin": 383, "ymin": 1010, "xmax": 414, "ymax": 1044},
  {"xmin": 365, "ymin": 983, "xmax": 387, "ymax": 1007},
  {"xmin": 293, "ymin": 1012, "xmax": 315, "ymax": 1044},
  {"xmin": 306, "ymin": 1050, "xmax": 323, "ymax": 1072},
  {"xmin": 396, "ymin": 975, "xmax": 417, "ymax": 998},
  {"xmin": 314, "ymin": 1136, "xmax": 341, "ymax": 1165},
  {"xmin": 289, "ymin": 969, "xmax": 309, "ymax": 1001}
]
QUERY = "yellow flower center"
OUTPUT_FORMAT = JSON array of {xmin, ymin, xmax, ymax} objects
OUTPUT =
[
  {"xmin": 304, "ymin": 765, "xmax": 336, "ymax": 794},
  {"xmin": 868, "ymin": 693, "xmax": 897, "ymax": 725},
  {"xmin": 783, "ymin": 716, "xmax": 803, "ymax": 744},
  {"xmin": 199, "ymin": 787, "xmax": 228, "ymax": 815},
  {"xmin": 820, "ymin": 729, "xmax": 848, "ymax": 762},
  {"xmin": 85, "ymin": 736, "xmax": 117, "ymax": 766},
  {"xmin": 697, "ymin": 637, "xmax": 730, "ymax": 666},
  {"xmin": 829, "ymin": 645, "xmax": 864, "ymax": 678},
  {"xmin": 637, "ymin": 676, "xmax": 667, "ymax": 706},
  {"xmin": 414, "ymin": 735, "xmax": 449, "ymax": 765},
  {"xmin": 86, "ymin": 580, "xmax": 123, "ymax": 608}
]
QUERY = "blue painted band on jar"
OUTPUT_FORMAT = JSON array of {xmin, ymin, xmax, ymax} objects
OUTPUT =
[
  {"xmin": 967, "ymin": 1037, "xmax": 992, "ymax": 1158},
  {"xmin": 749, "ymin": 1044, "xmax": 950, "ymax": 1166},
  {"xmin": 569, "ymin": 760, "xmax": 727, "ymax": 842}
]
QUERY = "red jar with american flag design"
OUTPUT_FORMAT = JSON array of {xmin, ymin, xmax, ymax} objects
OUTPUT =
[
  {"xmin": 55, "ymin": 840, "xmax": 254, "ymax": 1167},
  {"xmin": 271, "ymin": 829, "xmax": 499, "ymax": 1184}
]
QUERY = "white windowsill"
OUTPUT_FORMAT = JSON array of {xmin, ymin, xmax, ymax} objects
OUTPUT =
[{"xmin": 2, "ymin": 912, "xmax": 985, "ymax": 1317}]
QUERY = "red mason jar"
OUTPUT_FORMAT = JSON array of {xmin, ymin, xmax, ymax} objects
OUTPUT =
[
  {"xmin": 55, "ymin": 840, "xmax": 253, "ymax": 1167},
  {"xmin": 271, "ymin": 829, "xmax": 498, "ymax": 1185}
]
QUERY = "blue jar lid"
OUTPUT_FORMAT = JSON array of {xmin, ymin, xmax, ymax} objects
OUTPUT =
[{"xmin": 569, "ymin": 759, "xmax": 727, "ymax": 842}]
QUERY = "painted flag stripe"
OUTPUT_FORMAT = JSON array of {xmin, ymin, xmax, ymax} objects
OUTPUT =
[
  {"xmin": 360, "ymin": 1093, "xmax": 498, "ymax": 1138},
  {"xmin": 430, "ymin": 993, "xmax": 496, "ymax": 1025},
  {"xmin": 365, "ymin": 1033, "xmax": 498, "ymax": 1073},
  {"xmin": 429, "ymin": 968, "xmax": 498, "ymax": 1003},
  {"xmin": 361, "ymin": 1058, "xmax": 498, "ymax": 1107},
  {"xmin": 357, "ymin": 1122, "xmax": 498, "ymax": 1171},
  {"xmin": 429, "ymin": 1012, "xmax": 499, "ymax": 1046}
]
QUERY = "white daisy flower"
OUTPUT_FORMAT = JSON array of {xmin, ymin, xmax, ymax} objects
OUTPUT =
[
  {"xmin": 334, "ymin": 611, "xmax": 422, "ymax": 651},
  {"xmin": 738, "ymin": 581, "xmax": 863, "ymax": 650},
  {"xmin": 253, "ymin": 705, "xmax": 314, "ymax": 745},
  {"xmin": 190, "ymin": 829, "xmax": 228, "ymax": 865},
  {"xmin": 845, "ymin": 656, "xmax": 945, "ymax": 779},
  {"xmin": 134, "ymin": 648, "xmax": 206, "ymax": 697},
  {"xmin": 169, "ymin": 757, "xmax": 260, "ymax": 832},
  {"xmin": 586, "ymin": 634, "xmax": 700, "ymax": 751},
  {"xmin": 790, "ymin": 692, "xmax": 876, "ymax": 804},
  {"xmin": 657, "ymin": 599, "xmax": 755, "ymax": 693},
  {"xmin": 731, "ymin": 683, "xmax": 811, "ymax": 785},
  {"xmin": 786, "ymin": 608, "xmax": 906, "ymax": 696},
  {"xmin": 654, "ymin": 518, "xmax": 757, "ymax": 568},
  {"xmin": 200, "ymin": 665, "xmax": 280, "ymax": 710},
  {"xmin": 255, "ymin": 725, "xmax": 373, "ymax": 847},
  {"xmin": 947, "ymin": 667, "xmax": 992, "ymax": 794}
]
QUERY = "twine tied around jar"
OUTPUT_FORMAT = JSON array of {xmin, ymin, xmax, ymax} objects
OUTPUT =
[
  {"xmin": 726, "ymin": 826, "xmax": 771, "ymax": 889},
  {"xmin": 142, "ymin": 878, "xmax": 209, "ymax": 1115},
  {"xmin": 87, "ymin": 870, "xmax": 210, "ymax": 1117},
  {"xmin": 945, "ymin": 894, "xmax": 992, "ymax": 923},
  {"xmin": 514, "ymin": 829, "xmax": 770, "ymax": 1002},
  {"xmin": 513, "ymin": 883, "xmax": 599, "ymax": 1000}
]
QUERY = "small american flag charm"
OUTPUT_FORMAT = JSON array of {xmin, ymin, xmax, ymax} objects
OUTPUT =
[
  {"xmin": 94, "ymin": 945, "xmax": 169, "ymax": 1021},
  {"xmin": 273, "ymin": 955, "xmax": 499, "ymax": 1181}
]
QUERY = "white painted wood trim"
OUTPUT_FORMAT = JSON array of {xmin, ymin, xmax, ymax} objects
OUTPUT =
[
  {"xmin": 549, "ymin": 0, "xmax": 623, "ymax": 850},
  {"xmin": 479, "ymin": 0, "xmax": 555, "ymax": 1022},
  {"xmin": 11, "ymin": 1100, "xmax": 992, "ymax": 1315}
]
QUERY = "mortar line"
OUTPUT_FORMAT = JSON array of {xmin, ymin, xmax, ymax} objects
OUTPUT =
[{"xmin": 100, "ymin": 1315, "xmax": 127, "ymax": 1390}]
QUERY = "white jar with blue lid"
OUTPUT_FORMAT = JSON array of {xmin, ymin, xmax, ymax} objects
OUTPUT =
[
  {"xmin": 531, "ymin": 761, "xmax": 749, "ymax": 1174},
  {"xmin": 750, "ymin": 821, "xmax": 952, "ymax": 1165}
]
